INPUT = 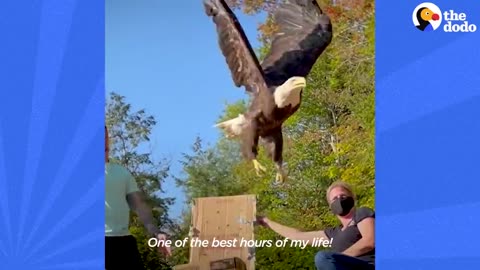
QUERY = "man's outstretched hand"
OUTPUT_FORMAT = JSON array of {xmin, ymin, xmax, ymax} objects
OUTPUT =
[
  {"xmin": 156, "ymin": 233, "xmax": 172, "ymax": 257},
  {"xmin": 255, "ymin": 215, "xmax": 269, "ymax": 227}
]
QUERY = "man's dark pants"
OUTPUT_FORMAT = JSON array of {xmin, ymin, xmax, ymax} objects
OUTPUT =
[{"xmin": 105, "ymin": 235, "xmax": 145, "ymax": 270}]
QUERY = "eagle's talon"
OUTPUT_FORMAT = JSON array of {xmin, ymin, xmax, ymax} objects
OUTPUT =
[
  {"xmin": 252, "ymin": 159, "xmax": 266, "ymax": 176},
  {"xmin": 274, "ymin": 172, "xmax": 286, "ymax": 184}
]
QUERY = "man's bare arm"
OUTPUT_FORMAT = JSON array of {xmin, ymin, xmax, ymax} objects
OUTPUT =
[
  {"xmin": 263, "ymin": 217, "xmax": 328, "ymax": 243},
  {"xmin": 126, "ymin": 191, "xmax": 160, "ymax": 236},
  {"xmin": 342, "ymin": 217, "xmax": 375, "ymax": 257}
]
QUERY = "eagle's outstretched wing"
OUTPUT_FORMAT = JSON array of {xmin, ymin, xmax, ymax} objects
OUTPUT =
[
  {"xmin": 203, "ymin": 0, "xmax": 269, "ymax": 96},
  {"xmin": 261, "ymin": 0, "xmax": 333, "ymax": 86}
]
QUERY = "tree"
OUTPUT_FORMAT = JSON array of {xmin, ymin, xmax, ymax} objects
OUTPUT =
[{"xmin": 106, "ymin": 92, "xmax": 177, "ymax": 269}]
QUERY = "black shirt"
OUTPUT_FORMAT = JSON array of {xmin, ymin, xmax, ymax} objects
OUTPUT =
[{"xmin": 324, "ymin": 207, "xmax": 375, "ymax": 264}]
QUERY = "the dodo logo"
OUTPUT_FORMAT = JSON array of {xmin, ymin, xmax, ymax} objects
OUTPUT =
[
  {"xmin": 412, "ymin": 2, "xmax": 477, "ymax": 32},
  {"xmin": 412, "ymin": 3, "xmax": 442, "ymax": 31}
]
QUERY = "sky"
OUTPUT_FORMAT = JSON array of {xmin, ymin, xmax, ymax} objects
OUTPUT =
[{"xmin": 106, "ymin": 0, "xmax": 266, "ymax": 220}]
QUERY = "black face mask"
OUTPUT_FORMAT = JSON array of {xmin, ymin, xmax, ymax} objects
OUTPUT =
[{"xmin": 330, "ymin": 196, "xmax": 354, "ymax": 216}]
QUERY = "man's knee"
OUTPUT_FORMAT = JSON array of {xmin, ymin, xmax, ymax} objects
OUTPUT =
[{"xmin": 314, "ymin": 251, "xmax": 336, "ymax": 266}]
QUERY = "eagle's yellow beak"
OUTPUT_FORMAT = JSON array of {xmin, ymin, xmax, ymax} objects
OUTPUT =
[{"xmin": 290, "ymin": 77, "xmax": 307, "ymax": 89}]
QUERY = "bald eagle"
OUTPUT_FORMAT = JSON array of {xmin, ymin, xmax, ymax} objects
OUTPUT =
[{"xmin": 204, "ymin": 0, "xmax": 332, "ymax": 184}]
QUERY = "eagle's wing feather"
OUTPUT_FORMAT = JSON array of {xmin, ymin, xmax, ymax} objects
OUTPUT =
[
  {"xmin": 204, "ymin": 0, "xmax": 268, "ymax": 95},
  {"xmin": 261, "ymin": 0, "xmax": 333, "ymax": 86}
]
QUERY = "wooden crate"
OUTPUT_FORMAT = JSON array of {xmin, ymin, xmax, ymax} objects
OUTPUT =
[
  {"xmin": 210, "ymin": 257, "xmax": 247, "ymax": 270},
  {"xmin": 179, "ymin": 194, "xmax": 256, "ymax": 270}
]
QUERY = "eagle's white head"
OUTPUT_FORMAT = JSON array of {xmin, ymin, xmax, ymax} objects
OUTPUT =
[{"xmin": 274, "ymin": 76, "xmax": 307, "ymax": 108}]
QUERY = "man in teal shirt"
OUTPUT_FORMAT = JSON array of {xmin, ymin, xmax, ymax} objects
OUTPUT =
[{"xmin": 105, "ymin": 126, "xmax": 171, "ymax": 269}]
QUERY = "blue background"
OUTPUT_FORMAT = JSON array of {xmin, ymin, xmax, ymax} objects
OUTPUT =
[
  {"xmin": 377, "ymin": 0, "xmax": 480, "ymax": 269},
  {"xmin": 0, "ymin": 0, "xmax": 479, "ymax": 269},
  {"xmin": 0, "ymin": 0, "xmax": 104, "ymax": 268}
]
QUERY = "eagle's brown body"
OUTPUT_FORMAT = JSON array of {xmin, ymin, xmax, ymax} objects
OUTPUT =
[{"xmin": 205, "ymin": 0, "xmax": 333, "ymax": 183}]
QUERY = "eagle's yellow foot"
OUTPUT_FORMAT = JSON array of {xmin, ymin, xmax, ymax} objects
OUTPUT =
[
  {"xmin": 252, "ymin": 159, "xmax": 266, "ymax": 176},
  {"xmin": 275, "ymin": 171, "xmax": 287, "ymax": 184}
]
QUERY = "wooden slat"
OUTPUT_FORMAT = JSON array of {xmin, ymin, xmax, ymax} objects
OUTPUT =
[{"xmin": 173, "ymin": 263, "xmax": 200, "ymax": 270}]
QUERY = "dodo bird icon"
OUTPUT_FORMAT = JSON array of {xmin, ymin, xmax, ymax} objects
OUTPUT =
[{"xmin": 413, "ymin": 3, "xmax": 442, "ymax": 31}]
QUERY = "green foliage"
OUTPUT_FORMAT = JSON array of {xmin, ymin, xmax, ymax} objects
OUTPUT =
[
  {"xmin": 176, "ymin": 136, "xmax": 250, "ymax": 202},
  {"xmin": 174, "ymin": 1, "xmax": 375, "ymax": 269},
  {"xmin": 106, "ymin": 92, "xmax": 176, "ymax": 269}
]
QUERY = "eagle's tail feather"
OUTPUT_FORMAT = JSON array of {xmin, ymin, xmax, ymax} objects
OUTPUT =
[{"xmin": 214, "ymin": 114, "xmax": 247, "ymax": 138}]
